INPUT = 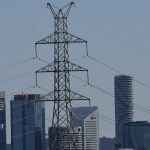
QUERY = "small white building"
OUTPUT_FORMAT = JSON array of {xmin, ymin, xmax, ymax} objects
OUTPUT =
[{"xmin": 72, "ymin": 106, "xmax": 99, "ymax": 150}]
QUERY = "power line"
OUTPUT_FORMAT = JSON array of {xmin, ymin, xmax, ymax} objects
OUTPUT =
[
  {"xmin": 0, "ymin": 71, "xmax": 34, "ymax": 83},
  {"xmin": 72, "ymin": 17, "xmax": 150, "ymax": 53},
  {"xmin": 71, "ymin": 74, "xmax": 150, "ymax": 116},
  {"xmin": 87, "ymin": 55, "xmax": 150, "ymax": 90},
  {"xmin": 76, "ymin": 7, "xmax": 150, "ymax": 41},
  {"xmin": 0, "ymin": 57, "xmax": 35, "ymax": 71},
  {"xmin": 0, "ymin": 128, "xmax": 45, "ymax": 142}
]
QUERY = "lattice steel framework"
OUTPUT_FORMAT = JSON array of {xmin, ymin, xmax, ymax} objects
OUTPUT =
[{"xmin": 35, "ymin": 2, "xmax": 90, "ymax": 150}]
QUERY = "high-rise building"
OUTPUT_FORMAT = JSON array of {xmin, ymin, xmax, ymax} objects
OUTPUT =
[
  {"xmin": 123, "ymin": 121, "xmax": 150, "ymax": 150},
  {"xmin": 119, "ymin": 148, "xmax": 133, "ymax": 150},
  {"xmin": 100, "ymin": 137, "xmax": 115, "ymax": 150},
  {"xmin": 11, "ymin": 94, "xmax": 45, "ymax": 150},
  {"xmin": 72, "ymin": 106, "xmax": 99, "ymax": 150},
  {"xmin": 6, "ymin": 144, "xmax": 11, "ymax": 150},
  {"xmin": 0, "ymin": 91, "xmax": 6, "ymax": 150},
  {"xmin": 114, "ymin": 75, "xmax": 134, "ymax": 149}
]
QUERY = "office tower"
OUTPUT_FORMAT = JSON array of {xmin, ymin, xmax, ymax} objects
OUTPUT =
[
  {"xmin": 6, "ymin": 144, "xmax": 11, "ymax": 150},
  {"xmin": 0, "ymin": 91, "xmax": 6, "ymax": 150},
  {"xmin": 71, "ymin": 107, "xmax": 99, "ymax": 150},
  {"xmin": 119, "ymin": 148, "xmax": 133, "ymax": 150},
  {"xmin": 11, "ymin": 94, "xmax": 45, "ymax": 150},
  {"xmin": 144, "ymin": 134, "xmax": 150, "ymax": 150},
  {"xmin": 100, "ymin": 137, "xmax": 115, "ymax": 150},
  {"xmin": 123, "ymin": 121, "xmax": 150, "ymax": 150},
  {"xmin": 114, "ymin": 75, "xmax": 133, "ymax": 149}
]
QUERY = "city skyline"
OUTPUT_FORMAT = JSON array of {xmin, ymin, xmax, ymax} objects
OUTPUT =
[{"xmin": 0, "ymin": 0, "xmax": 150, "ymax": 144}]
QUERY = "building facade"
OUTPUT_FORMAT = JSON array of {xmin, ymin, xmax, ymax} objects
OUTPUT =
[
  {"xmin": 114, "ymin": 75, "xmax": 134, "ymax": 149},
  {"xmin": 11, "ymin": 94, "xmax": 45, "ymax": 150},
  {"xmin": 72, "ymin": 106, "xmax": 99, "ymax": 150},
  {"xmin": 48, "ymin": 126, "xmax": 82, "ymax": 150},
  {"xmin": 100, "ymin": 137, "xmax": 115, "ymax": 150},
  {"xmin": 0, "ymin": 91, "xmax": 6, "ymax": 150},
  {"xmin": 119, "ymin": 148, "xmax": 133, "ymax": 150},
  {"xmin": 123, "ymin": 121, "xmax": 150, "ymax": 150}
]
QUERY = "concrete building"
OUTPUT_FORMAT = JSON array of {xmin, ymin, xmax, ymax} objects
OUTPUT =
[
  {"xmin": 123, "ymin": 121, "xmax": 150, "ymax": 150},
  {"xmin": 72, "ymin": 106, "xmax": 99, "ymax": 150},
  {"xmin": 11, "ymin": 94, "xmax": 45, "ymax": 150},
  {"xmin": 114, "ymin": 75, "xmax": 134, "ymax": 149},
  {"xmin": 119, "ymin": 148, "xmax": 133, "ymax": 150},
  {"xmin": 48, "ymin": 126, "xmax": 82, "ymax": 150},
  {"xmin": 0, "ymin": 91, "xmax": 6, "ymax": 150},
  {"xmin": 100, "ymin": 137, "xmax": 115, "ymax": 150},
  {"xmin": 6, "ymin": 144, "xmax": 11, "ymax": 150}
]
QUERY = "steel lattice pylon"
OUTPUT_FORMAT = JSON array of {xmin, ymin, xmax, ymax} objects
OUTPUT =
[{"xmin": 35, "ymin": 2, "xmax": 90, "ymax": 150}]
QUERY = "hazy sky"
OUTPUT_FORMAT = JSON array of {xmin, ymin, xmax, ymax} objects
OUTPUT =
[{"xmin": 1, "ymin": 0, "xmax": 150, "ymax": 142}]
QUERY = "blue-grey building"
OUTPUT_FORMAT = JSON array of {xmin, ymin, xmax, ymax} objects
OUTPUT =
[
  {"xmin": 100, "ymin": 137, "xmax": 115, "ymax": 150},
  {"xmin": 0, "ymin": 91, "xmax": 6, "ymax": 150},
  {"xmin": 114, "ymin": 75, "xmax": 134, "ymax": 149},
  {"xmin": 11, "ymin": 94, "xmax": 45, "ymax": 150},
  {"xmin": 123, "ymin": 121, "xmax": 150, "ymax": 150},
  {"xmin": 72, "ymin": 106, "xmax": 99, "ymax": 150},
  {"xmin": 6, "ymin": 144, "xmax": 11, "ymax": 150}
]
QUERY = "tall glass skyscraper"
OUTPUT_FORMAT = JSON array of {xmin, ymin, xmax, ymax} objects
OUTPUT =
[
  {"xmin": 114, "ymin": 75, "xmax": 134, "ymax": 149},
  {"xmin": 72, "ymin": 106, "xmax": 99, "ymax": 150},
  {"xmin": 0, "ymin": 91, "xmax": 6, "ymax": 150},
  {"xmin": 11, "ymin": 94, "xmax": 45, "ymax": 150}
]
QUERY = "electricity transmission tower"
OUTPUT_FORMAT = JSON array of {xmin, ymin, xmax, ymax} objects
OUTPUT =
[{"xmin": 35, "ymin": 2, "xmax": 90, "ymax": 150}]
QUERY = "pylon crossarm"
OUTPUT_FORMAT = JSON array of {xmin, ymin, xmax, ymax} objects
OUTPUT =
[
  {"xmin": 35, "ymin": 32, "xmax": 87, "ymax": 45},
  {"xmin": 36, "ymin": 91, "xmax": 54, "ymax": 102},
  {"xmin": 70, "ymin": 91, "xmax": 90, "ymax": 101},
  {"xmin": 35, "ymin": 33, "xmax": 55, "ymax": 45},
  {"xmin": 36, "ymin": 90, "xmax": 90, "ymax": 102},
  {"xmin": 69, "ymin": 61, "xmax": 87, "ymax": 71},
  {"xmin": 67, "ymin": 32, "xmax": 87, "ymax": 44},
  {"xmin": 36, "ymin": 62, "xmax": 54, "ymax": 73},
  {"xmin": 36, "ymin": 61, "xmax": 87, "ymax": 73}
]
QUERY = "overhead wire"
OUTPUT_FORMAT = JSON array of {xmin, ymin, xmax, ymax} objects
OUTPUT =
[
  {"xmin": 0, "ymin": 71, "xmax": 34, "ymax": 83},
  {"xmin": 76, "ymin": 7, "xmax": 150, "ymax": 41},
  {"xmin": 71, "ymin": 14, "xmax": 150, "ymax": 53},
  {"xmin": 0, "ymin": 128, "xmax": 45, "ymax": 143},
  {"xmin": 71, "ymin": 74, "xmax": 150, "ymax": 116},
  {"xmin": 0, "ymin": 57, "xmax": 35, "ymax": 71},
  {"xmin": 87, "ymin": 55, "xmax": 150, "ymax": 90}
]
